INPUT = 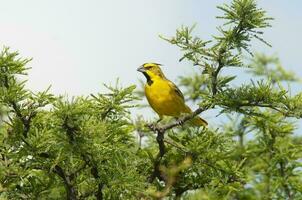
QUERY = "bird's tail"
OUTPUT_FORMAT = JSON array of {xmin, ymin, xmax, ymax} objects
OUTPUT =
[
  {"xmin": 184, "ymin": 105, "xmax": 208, "ymax": 127},
  {"xmin": 191, "ymin": 116, "xmax": 208, "ymax": 127}
]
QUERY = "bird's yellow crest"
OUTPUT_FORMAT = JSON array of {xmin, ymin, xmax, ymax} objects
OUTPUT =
[{"xmin": 137, "ymin": 63, "xmax": 166, "ymax": 85}]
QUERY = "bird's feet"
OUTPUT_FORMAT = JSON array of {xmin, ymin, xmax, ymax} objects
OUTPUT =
[
  {"xmin": 177, "ymin": 120, "xmax": 184, "ymax": 126},
  {"xmin": 147, "ymin": 123, "xmax": 156, "ymax": 131},
  {"xmin": 147, "ymin": 117, "xmax": 163, "ymax": 131},
  {"xmin": 147, "ymin": 123, "xmax": 165, "ymax": 133},
  {"xmin": 174, "ymin": 117, "xmax": 184, "ymax": 126}
]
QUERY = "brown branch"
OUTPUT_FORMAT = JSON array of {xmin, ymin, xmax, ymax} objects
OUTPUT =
[
  {"xmin": 101, "ymin": 107, "xmax": 113, "ymax": 120},
  {"xmin": 147, "ymin": 153, "xmax": 165, "ymax": 183},
  {"xmin": 63, "ymin": 119, "xmax": 104, "ymax": 200},
  {"xmin": 279, "ymin": 161, "xmax": 293, "ymax": 200},
  {"xmin": 53, "ymin": 165, "xmax": 78, "ymax": 200},
  {"xmin": 9, "ymin": 100, "xmax": 33, "ymax": 138},
  {"xmin": 211, "ymin": 56, "xmax": 224, "ymax": 96},
  {"xmin": 2, "ymin": 65, "xmax": 36, "ymax": 137},
  {"xmin": 63, "ymin": 117, "xmax": 77, "ymax": 142},
  {"xmin": 81, "ymin": 154, "xmax": 103, "ymax": 200},
  {"xmin": 146, "ymin": 105, "xmax": 210, "ymax": 183},
  {"xmin": 148, "ymin": 105, "xmax": 210, "ymax": 134},
  {"xmin": 91, "ymin": 165, "xmax": 103, "ymax": 200},
  {"xmin": 36, "ymin": 152, "xmax": 87, "ymax": 200},
  {"xmin": 211, "ymin": 20, "xmax": 246, "ymax": 96}
]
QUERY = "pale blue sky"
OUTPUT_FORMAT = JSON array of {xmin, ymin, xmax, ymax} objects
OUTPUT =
[{"xmin": 0, "ymin": 0, "xmax": 301, "ymax": 129}]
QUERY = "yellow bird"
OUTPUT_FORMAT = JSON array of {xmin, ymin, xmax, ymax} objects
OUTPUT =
[{"xmin": 137, "ymin": 63, "xmax": 207, "ymax": 126}]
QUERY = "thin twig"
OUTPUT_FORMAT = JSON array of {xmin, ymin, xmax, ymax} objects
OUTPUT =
[{"xmin": 163, "ymin": 139, "xmax": 188, "ymax": 154}]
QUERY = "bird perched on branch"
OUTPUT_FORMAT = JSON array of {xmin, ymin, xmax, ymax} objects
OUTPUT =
[{"xmin": 137, "ymin": 63, "xmax": 207, "ymax": 126}]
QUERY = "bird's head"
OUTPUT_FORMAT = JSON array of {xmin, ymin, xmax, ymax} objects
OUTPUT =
[{"xmin": 137, "ymin": 63, "xmax": 165, "ymax": 84}]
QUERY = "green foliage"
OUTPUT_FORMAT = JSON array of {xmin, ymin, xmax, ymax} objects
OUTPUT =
[
  {"xmin": 248, "ymin": 53, "xmax": 301, "ymax": 83},
  {"xmin": 149, "ymin": 0, "xmax": 301, "ymax": 199},
  {"xmin": 216, "ymin": 0, "xmax": 273, "ymax": 53},
  {"xmin": 213, "ymin": 80, "xmax": 302, "ymax": 117},
  {"xmin": 0, "ymin": 49, "xmax": 146, "ymax": 199},
  {"xmin": 1, "ymin": 0, "xmax": 302, "ymax": 199}
]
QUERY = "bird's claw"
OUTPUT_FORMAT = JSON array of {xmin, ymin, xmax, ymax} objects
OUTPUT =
[
  {"xmin": 177, "ymin": 120, "xmax": 184, "ymax": 126},
  {"xmin": 147, "ymin": 123, "xmax": 155, "ymax": 130},
  {"xmin": 148, "ymin": 123, "xmax": 159, "ymax": 131}
]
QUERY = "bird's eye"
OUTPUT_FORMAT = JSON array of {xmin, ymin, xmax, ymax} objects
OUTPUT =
[{"xmin": 145, "ymin": 66, "xmax": 152, "ymax": 70}]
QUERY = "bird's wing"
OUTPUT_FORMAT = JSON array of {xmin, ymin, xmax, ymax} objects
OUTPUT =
[{"xmin": 168, "ymin": 80, "xmax": 185, "ymax": 101}]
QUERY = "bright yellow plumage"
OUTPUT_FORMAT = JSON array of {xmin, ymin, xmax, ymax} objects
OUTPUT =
[{"xmin": 137, "ymin": 63, "xmax": 207, "ymax": 126}]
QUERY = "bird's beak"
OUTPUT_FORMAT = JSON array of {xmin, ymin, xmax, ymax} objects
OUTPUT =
[{"xmin": 137, "ymin": 65, "xmax": 145, "ymax": 73}]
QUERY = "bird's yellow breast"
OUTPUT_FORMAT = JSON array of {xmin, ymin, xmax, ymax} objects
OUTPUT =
[{"xmin": 144, "ymin": 78, "xmax": 186, "ymax": 117}]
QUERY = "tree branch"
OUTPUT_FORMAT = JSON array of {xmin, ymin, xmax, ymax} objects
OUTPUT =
[
  {"xmin": 279, "ymin": 161, "xmax": 293, "ymax": 200},
  {"xmin": 147, "ymin": 153, "xmax": 165, "ymax": 183},
  {"xmin": 53, "ymin": 165, "xmax": 78, "ymax": 200},
  {"xmin": 82, "ymin": 154, "xmax": 104, "ymax": 200},
  {"xmin": 63, "ymin": 120, "xmax": 104, "ymax": 200},
  {"xmin": 211, "ymin": 54, "xmax": 224, "ymax": 96},
  {"xmin": 146, "ymin": 104, "xmax": 210, "ymax": 183},
  {"xmin": 91, "ymin": 165, "xmax": 104, "ymax": 200},
  {"xmin": 148, "ymin": 105, "xmax": 210, "ymax": 134}
]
